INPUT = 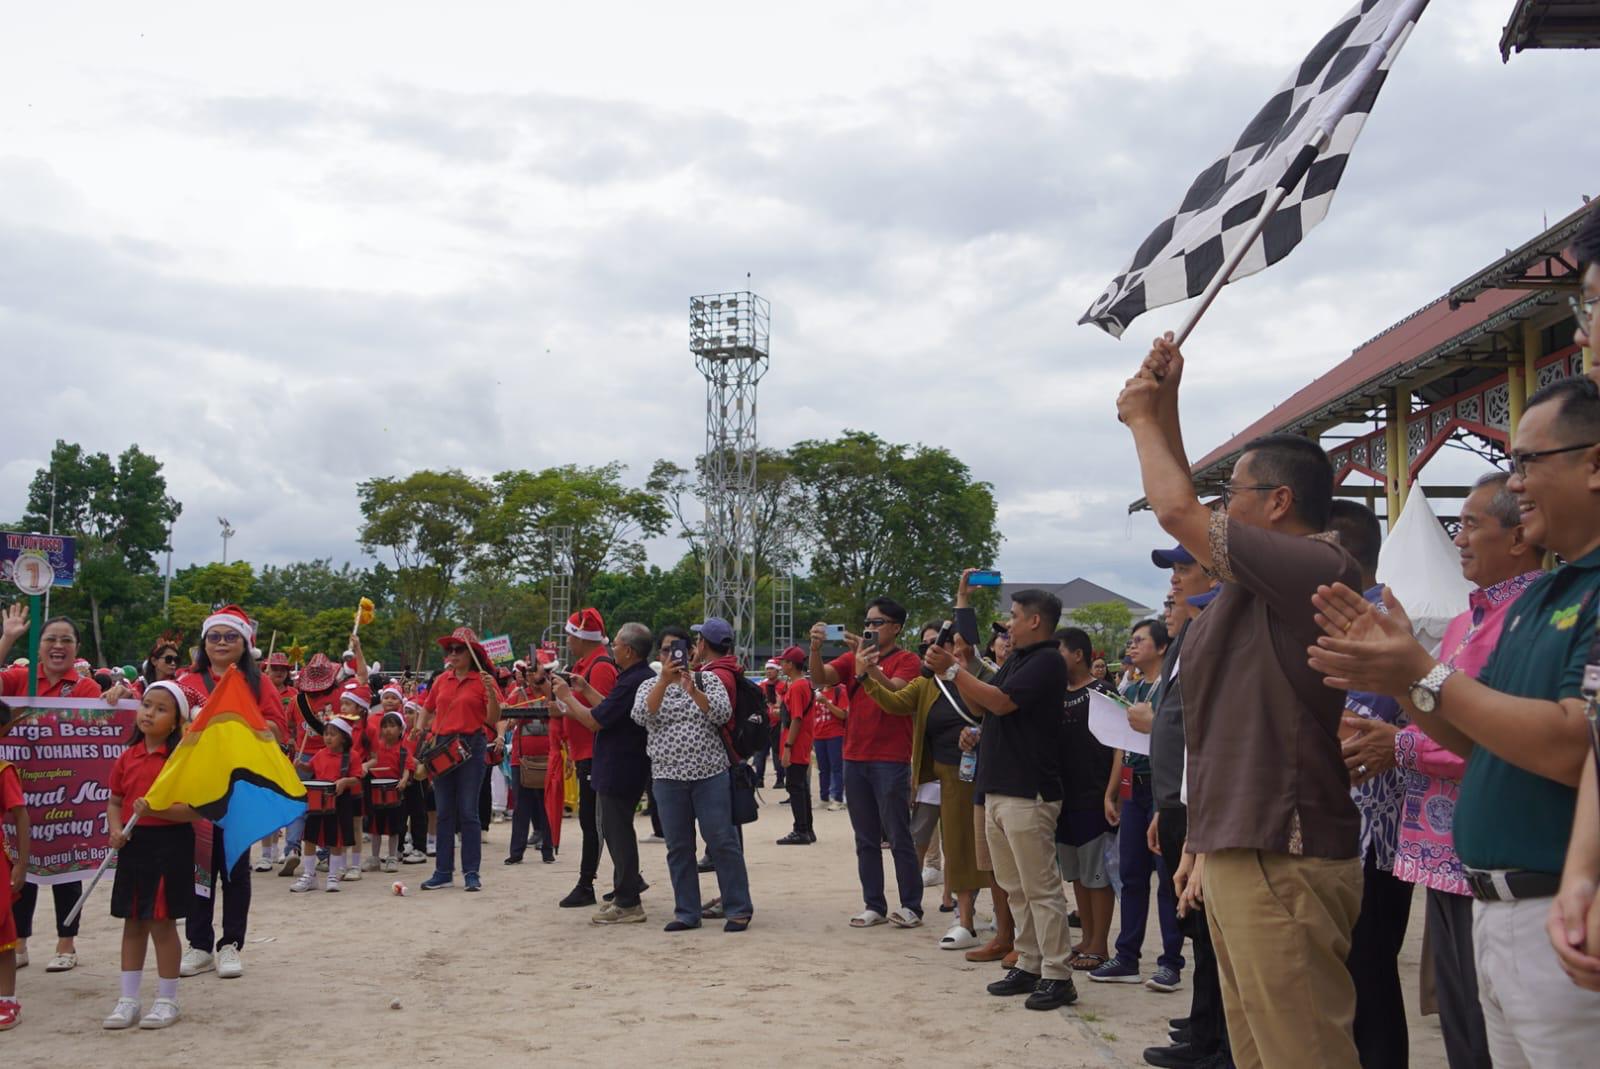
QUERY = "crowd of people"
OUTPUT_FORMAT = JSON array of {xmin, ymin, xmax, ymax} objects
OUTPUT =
[{"xmin": 1, "ymin": 209, "xmax": 1598, "ymax": 1064}]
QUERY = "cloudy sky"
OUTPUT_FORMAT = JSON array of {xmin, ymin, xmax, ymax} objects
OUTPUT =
[{"xmin": 0, "ymin": 1, "xmax": 1588, "ymax": 608}]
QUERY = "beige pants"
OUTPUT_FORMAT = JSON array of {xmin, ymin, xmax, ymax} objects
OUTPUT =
[
  {"xmin": 1474, "ymin": 895, "xmax": 1600, "ymax": 1067},
  {"xmin": 1204, "ymin": 848, "xmax": 1363, "ymax": 1069},
  {"xmin": 985, "ymin": 794, "xmax": 1072, "ymax": 979}
]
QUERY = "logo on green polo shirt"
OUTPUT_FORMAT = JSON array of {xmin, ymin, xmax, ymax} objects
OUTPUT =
[{"xmin": 1551, "ymin": 602, "xmax": 1584, "ymax": 632}]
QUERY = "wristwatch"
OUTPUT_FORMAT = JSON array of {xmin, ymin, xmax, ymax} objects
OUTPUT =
[{"xmin": 1407, "ymin": 662, "xmax": 1456, "ymax": 714}]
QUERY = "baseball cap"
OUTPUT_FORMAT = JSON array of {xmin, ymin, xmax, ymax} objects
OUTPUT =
[
  {"xmin": 1187, "ymin": 588, "xmax": 1219, "ymax": 609},
  {"xmin": 778, "ymin": 645, "xmax": 807, "ymax": 666},
  {"xmin": 1151, "ymin": 545, "xmax": 1196, "ymax": 569},
  {"xmin": 691, "ymin": 617, "xmax": 734, "ymax": 647}
]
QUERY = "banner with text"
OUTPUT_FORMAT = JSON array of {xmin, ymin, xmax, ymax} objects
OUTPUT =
[{"xmin": 481, "ymin": 634, "xmax": 515, "ymax": 664}]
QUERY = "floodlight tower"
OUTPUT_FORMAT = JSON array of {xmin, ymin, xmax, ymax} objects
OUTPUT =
[
  {"xmin": 692, "ymin": 291, "xmax": 770, "ymax": 667},
  {"xmin": 546, "ymin": 525, "xmax": 573, "ymax": 662},
  {"xmin": 771, "ymin": 573, "xmax": 794, "ymax": 658}
]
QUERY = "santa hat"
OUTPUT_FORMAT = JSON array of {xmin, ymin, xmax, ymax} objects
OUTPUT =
[
  {"xmin": 339, "ymin": 682, "xmax": 372, "ymax": 709},
  {"xmin": 73, "ymin": 657, "xmax": 92, "ymax": 673},
  {"xmin": 202, "ymin": 605, "xmax": 255, "ymax": 643},
  {"xmin": 380, "ymin": 709, "xmax": 407, "ymax": 733},
  {"xmin": 564, "ymin": 608, "xmax": 606, "ymax": 643},
  {"xmin": 146, "ymin": 680, "xmax": 203, "ymax": 723},
  {"xmin": 404, "ymin": 699, "xmax": 424, "ymax": 715},
  {"xmin": 342, "ymin": 649, "xmax": 356, "ymax": 662},
  {"xmin": 325, "ymin": 717, "xmax": 353, "ymax": 738},
  {"xmin": 379, "ymin": 683, "xmax": 403, "ymax": 700}
]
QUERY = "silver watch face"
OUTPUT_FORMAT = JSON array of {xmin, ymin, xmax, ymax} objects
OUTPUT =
[{"xmin": 1409, "ymin": 684, "xmax": 1436, "ymax": 713}]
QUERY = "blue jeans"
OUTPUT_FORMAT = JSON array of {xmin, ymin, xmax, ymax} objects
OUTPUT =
[
  {"xmin": 844, "ymin": 760, "xmax": 921, "ymax": 917},
  {"xmin": 433, "ymin": 733, "xmax": 488, "ymax": 880},
  {"xmin": 653, "ymin": 771, "xmax": 753, "ymax": 925},
  {"xmin": 814, "ymin": 737, "xmax": 844, "ymax": 802},
  {"xmin": 1113, "ymin": 784, "xmax": 1184, "ymax": 971}
]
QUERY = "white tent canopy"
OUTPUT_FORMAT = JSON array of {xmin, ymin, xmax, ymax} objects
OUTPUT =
[{"xmin": 1376, "ymin": 485, "xmax": 1474, "ymax": 652}]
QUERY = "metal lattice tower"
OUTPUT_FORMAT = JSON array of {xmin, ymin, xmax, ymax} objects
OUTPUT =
[
  {"xmin": 692, "ymin": 291, "xmax": 770, "ymax": 667},
  {"xmin": 771, "ymin": 573, "xmax": 794, "ymax": 659},
  {"xmin": 547, "ymin": 525, "xmax": 573, "ymax": 663}
]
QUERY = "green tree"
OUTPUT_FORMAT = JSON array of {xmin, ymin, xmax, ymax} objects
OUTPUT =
[
  {"xmin": 485, "ymin": 463, "xmax": 669, "ymax": 606},
  {"xmin": 1069, "ymin": 600, "xmax": 1135, "ymax": 661},
  {"xmin": 647, "ymin": 447, "xmax": 808, "ymax": 579},
  {"xmin": 21, "ymin": 441, "xmax": 181, "ymax": 666},
  {"xmin": 170, "ymin": 561, "xmax": 255, "ymax": 607},
  {"xmin": 787, "ymin": 431, "xmax": 1001, "ymax": 630},
  {"xmin": 587, "ymin": 555, "xmax": 704, "ymax": 639},
  {"xmin": 254, "ymin": 559, "xmax": 375, "ymax": 616},
  {"xmin": 357, "ymin": 469, "xmax": 493, "ymax": 668}
]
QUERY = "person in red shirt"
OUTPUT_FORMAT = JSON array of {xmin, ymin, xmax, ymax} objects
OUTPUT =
[
  {"xmin": 809, "ymin": 597, "xmax": 925, "ymax": 928},
  {"xmin": 813, "ymin": 681, "xmax": 848, "ymax": 810},
  {"xmin": 0, "ymin": 608, "xmax": 111, "ymax": 974},
  {"xmin": 281, "ymin": 652, "xmax": 341, "ymax": 876},
  {"xmin": 174, "ymin": 604, "xmax": 279, "ymax": 981},
  {"xmin": 776, "ymin": 647, "xmax": 817, "ymax": 845},
  {"xmin": 756, "ymin": 661, "xmax": 787, "ymax": 790},
  {"xmin": 361, "ymin": 710, "xmax": 416, "ymax": 873},
  {"xmin": 290, "ymin": 720, "xmax": 364, "ymax": 893},
  {"xmin": 332, "ymin": 686, "xmax": 374, "ymax": 876},
  {"xmin": 417, "ymin": 627, "xmax": 502, "ymax": 892},
  {"xmin": 252, "ymin": 652, "xmax": 299, "ymax": 873},
  {"xmin": 548, "ymin": 609, "xmax": 618, "ymax": 909},
  {"xmin": 102, "ymin": 680, "xmax": 203, "ymax": 1031},
  {"xmin": 0, "ymin": 747, "xmax": 28, "ymax": 1031}
]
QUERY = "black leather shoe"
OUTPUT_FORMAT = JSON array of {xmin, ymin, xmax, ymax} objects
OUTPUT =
[
  {"xmin": 1143, "ymin": 1042, "xmax": 1205, "ymax": 1068},
  {"xmin": 1169, "ymin": 1018, "xmax": 1189, "ymax": 1030},
  {"xmin": 986, "ymin": 967, "xmax": 1042, "ymax": 997},
  {"xmin": 1024, "ymin": 977, "xmax": 1078, "ymax": 1010},
  {"xmin": 696, "ymin": 856, "xmax": 714, "ymax": 873},
  {"xmin": 558, "ymin": 884, "xmax": 596, "ymax": 908},
  {"xmin": 775, "ymin": 831, "xmax": 811, "ymax": 845},
  {"xmin": 503, "ymin": 856, "xmax": 523, "ymax": 866}
]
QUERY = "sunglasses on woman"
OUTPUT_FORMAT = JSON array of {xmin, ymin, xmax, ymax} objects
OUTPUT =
[{"xmin": 157, "ymin": 655, "xmax": 179, "ymax": 665}]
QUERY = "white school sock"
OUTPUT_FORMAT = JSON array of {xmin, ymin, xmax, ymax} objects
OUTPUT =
[
  {"xmin": 157, "ymin": 976, "xmax": 178, "ymax": 1001},
  {"xmin": 329, "ymin": 853, "xmax": 345, "ymax": 877},
  {"xmin": 121, "ymin": 970, "xmax": 141, "ymax": 999}
]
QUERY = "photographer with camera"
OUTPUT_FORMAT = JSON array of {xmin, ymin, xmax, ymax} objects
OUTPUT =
[
  {"xmin": 810, "ymin": 598, "xmax": 924, "ymax": 930},
  {"xmin": 547, "ymin": 609, "xmax": 618, "ymax": 910},
  {"xmin": 548, "ymin": 622, "xmax": 656, "ymax": 926}
]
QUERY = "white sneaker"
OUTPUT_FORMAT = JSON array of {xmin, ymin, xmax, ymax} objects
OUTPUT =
[
  {"xmin": 252, "ymin": 855, "xmax": 273, "ymax": 872},
  {"xmin": 642, "ymin": 834, "xmax": 665, "ymax": 843},
  {"xmin": 102, "ymin": 997, "xmax": 141, "ymax": 1029},
  {"xmin": 216, "ymin": 944, "xmax": 243, "ymax": 979},
  {"xmin": 340, "ymin": 867, "xmax": 363, "ymax": 881},
  {"xmin": 360, "ymin": 856, "xmax": 381, "ymax": 872},
  {"xmin": 920, "ymin": 866, "xmax": 942, "ymax": 888},
  {"xmin": 290, "ymin": 872, "xmax": 316, "ymax": 893},
  {"xmin": 14, "ymin": 943, "xmax": 26, "ymax": 968},
  {"xmin": 178, "ymin": 948, "xmax": 213, "ymax": 977},
  {"xmin": 138, "ymin": 998, "xmax": 181, "ymax": 1029},
  {"xmin": 325, "ymin": 874, "xmax": 341, "ymax": 892},
  {"xmin": 382, "ymin": 857, "xmax": 399, "ymax": 873}
]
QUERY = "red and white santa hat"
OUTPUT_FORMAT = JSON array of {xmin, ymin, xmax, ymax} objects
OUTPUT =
[
  {"xmin": 326, "ymin": 717, "xmax": 353, "ymax": 738},
  {"xmin": 564, "ymin": 608, "xmax": 606, "ymax": 643},
  {"xmin": 380, "ymin": 708, "xmax": 407, "ymax": 733},
  {"xmin": 339, "ymin": 682, "xmax": 372, "ymax": 709},
  {"xmin": 146, "ymin": 679, "xmax": 205, "ymax": 723},
  {"xmin": 379, "ymin": 683, "xmax": 403, "ymax": 701},
  {"xmin": 202, "ymin": 604, "xmax": 256, "ymax": 643}
]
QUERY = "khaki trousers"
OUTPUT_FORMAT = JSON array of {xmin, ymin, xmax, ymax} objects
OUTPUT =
[
  {"xmin": 985, "ymin": 794, "xmax": 1072, "ymax": 979},
  {"xmin": 1203, "ymin": 848, "xmax": 1363, "ymax": 1069}
]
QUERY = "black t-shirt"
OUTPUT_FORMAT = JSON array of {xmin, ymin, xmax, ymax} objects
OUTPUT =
[
  {"xmin": 1059, "ymin": 677, "xmax": 1116, "ymax": 813},
  {"xmin": 976, "ymin": 638, "xmax": 1068, "ymax": 802},
  {"xmin": 924, "ymin": 687, "xmax": 972, "ymax": 767}
]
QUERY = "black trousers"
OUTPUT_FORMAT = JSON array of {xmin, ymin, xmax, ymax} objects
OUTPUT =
[
  {"xmin": 1159, "ymin": 806, "xmax": 1227, "ymax": 1058},
  {"xmin": 1347, "ymin": 848, "xmax": 1414, "ymax": 1069},
  {"xmin": 1427, "ymin": 888, "xmax": 1491, "ymax": 1069},
  {"xmin": 598, "ymin": 790, "xmax": 645, "ymax": 908},
  {"xmin": 509, "ymin": 781, "xmax": 552, "ymax": 862},
  {"xmin": 576, "ymin": 758, "xmax": 600, "ymax": 884},
  {"xmin": 12, "ymin": 880, "xmax": 82, "ymax": 940},
  {"xmin": 644, "ymin": 785, "xmax": 664, "ymax": 838},
  {"xmin": 187, "ymin": 831, "xmax": 251, "ymax": 953},
  {"xmin": 787, "ymin": 763, "xmax": 813, "ymax": 835},
  {"xmin": 478, "ymin": 762, "xmax": 494, "ymax": 830},
  {"xmin": 403, "ymin": 780, "xmax": 429, "ymax": 852}
]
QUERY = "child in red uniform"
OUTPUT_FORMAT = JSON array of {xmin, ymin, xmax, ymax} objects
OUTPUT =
[
  {"xmin": 362, "ymin": 711, "xmax": 416, "ymax": 873},
  {"xmin": 776, "ymin": 647, "xmax": 817, "ymax": 845},
  {"xmin": 103, "ymin": 681, "xmax": 201, "ymax": 1031},
  {"xmin": 291, "ymin": 720, "xmax": 362, "ymax": 893},
  {"xmin": 813, "ymin": 682, "xmax": 849, "ymax": 811},
  {"xmin": 334, "ymin": 687, "xmax": 374, "ymax": 876},
  {"xmin": 0, "ymin": 745, "xmax": 29, "ymax": 1031}
]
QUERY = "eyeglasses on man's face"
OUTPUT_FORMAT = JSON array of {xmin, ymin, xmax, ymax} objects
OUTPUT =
[
  {"xmin": 1570, "ymin": 292, "xmax": 1597, "ymax": 335},
  {"xmin": 1220, "ymin": 483, "xmax": 1282, "ymax": 510},
  {"xmin": 1508, "ymin": 441, "xmax": 1600, "ymax": 478}
]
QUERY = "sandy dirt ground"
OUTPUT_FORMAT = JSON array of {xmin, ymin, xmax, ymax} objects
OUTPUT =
[{"xmin": 7, "ymin": 796, "xmax": 1451, "ymax": 1068}]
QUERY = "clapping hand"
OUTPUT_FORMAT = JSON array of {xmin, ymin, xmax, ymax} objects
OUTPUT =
[{"xmin": 1308, "ymin": 584, "xmax": 1433, "ymax": 696}]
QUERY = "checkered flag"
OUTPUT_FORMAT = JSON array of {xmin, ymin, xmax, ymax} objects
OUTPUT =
[{"xmin": 1081, "ymin": 0, "xmax": 1430, "ymax": 339}]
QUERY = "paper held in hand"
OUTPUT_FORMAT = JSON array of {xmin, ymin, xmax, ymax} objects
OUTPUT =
[{"xmin": 1087, "ymin": 688, "xmax": 1149, "ymax": 757}]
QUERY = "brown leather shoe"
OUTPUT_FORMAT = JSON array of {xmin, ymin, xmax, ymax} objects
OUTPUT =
[
  {"xmin": 1002, "ymin": 949, "xmax": 1020, "ymax": 969},
  {"xmin": 964, "ymin": 939, "xmax": 1013, "ymax": 963}
]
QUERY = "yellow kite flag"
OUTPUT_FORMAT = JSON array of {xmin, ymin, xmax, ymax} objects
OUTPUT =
[{"xmin": 143, "ymin": 666, "xmax": 307, "ymax": 871}]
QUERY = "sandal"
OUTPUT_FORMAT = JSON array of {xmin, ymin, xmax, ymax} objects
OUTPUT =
[
  {"xmin": 1070, "ymin": 952, "xmax": 1109, "ymax": 971},
  {"xmin": 849, "ymin": 909, "xmax": 887, "ymax": 928},
  {"xmin": 887, "ymin": 907, "xmax": 923, "ymax": 929}
]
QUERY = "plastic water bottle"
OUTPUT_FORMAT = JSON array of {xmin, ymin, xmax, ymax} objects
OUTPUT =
[{"xmin": 958, "ymin": 748, "xmax": 977, "ymax": 783}]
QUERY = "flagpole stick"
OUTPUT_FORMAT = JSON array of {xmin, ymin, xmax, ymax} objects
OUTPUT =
[
  {"xmin": 265, "ymin": 631, "xmax": 278, "ymax": 664},
  {"xmin": 64, "ymin": 809, "xmax": 141, "ymax": 927}
]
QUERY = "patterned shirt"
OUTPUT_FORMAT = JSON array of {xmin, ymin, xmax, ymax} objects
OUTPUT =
[
  {"xmin": 630, "ymin": 670, "xmax": 732, "ymax": 782},
  {"xmin": 1346, "ymin": 586, "xmax": 1409, "ymax": 871},
  {"xmin": 1392, "ymin": 570, "xmax": 1540, "ymax": 893}
]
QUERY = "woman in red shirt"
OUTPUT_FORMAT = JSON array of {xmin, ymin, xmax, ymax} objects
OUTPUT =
[
  {"xmin": 418, "ymin": 627, "xmax": 502, "ymax": 892},
  {"xmin": 0, "ymin": 607, "xmax": 111, "ymax": 973},
  {"xmin": 173, "ymin": 605, "xmax": 279, "ymax": 981}
]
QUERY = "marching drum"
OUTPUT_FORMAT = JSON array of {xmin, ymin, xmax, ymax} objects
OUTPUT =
[
  {"xmin": 305, "ymin": 780, "xmax": 336, "ymax": 813},
  {"xmin": 368, "ymin": 778, "xmax": 402, "ymax": 808},
  {"xmin": 417, "ymin": 736, "xmax": 470, "ymax": 778}
]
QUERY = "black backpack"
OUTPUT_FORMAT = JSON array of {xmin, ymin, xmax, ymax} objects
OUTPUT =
[{"xmin": 706, "ymin": 665, "xmax": 771, "ymax": 761}]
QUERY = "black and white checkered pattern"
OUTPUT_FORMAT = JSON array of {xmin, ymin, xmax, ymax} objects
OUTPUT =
[{"xmin": 1081, "ymin": 0, "xmax": 1430, "ymax": 339}]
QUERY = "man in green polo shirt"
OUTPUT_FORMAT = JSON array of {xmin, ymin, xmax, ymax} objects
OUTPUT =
[{"xmin": 1310, "ymin": 373, "xmax": 1600, "ymax": 1062}]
